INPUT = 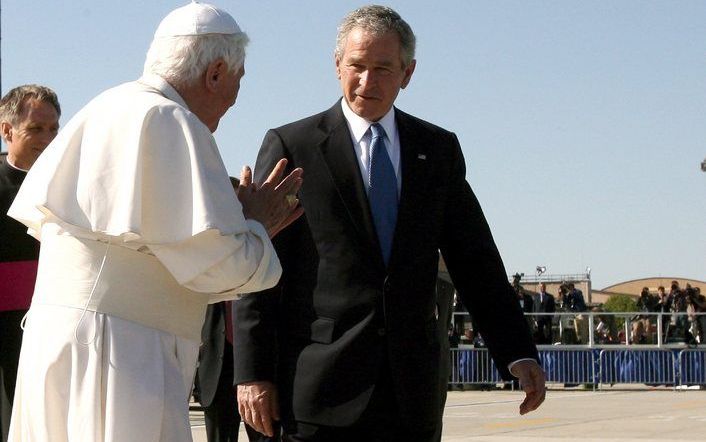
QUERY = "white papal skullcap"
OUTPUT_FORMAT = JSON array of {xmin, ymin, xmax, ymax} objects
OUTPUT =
[{"xmin": 154, "ymin": 1, "xmax": 242, "ymax": 38}]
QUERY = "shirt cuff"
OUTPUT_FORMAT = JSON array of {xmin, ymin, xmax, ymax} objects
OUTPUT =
[{"xmin": 508, "ymin": 358, "xmax": 539, "ymax": 378}]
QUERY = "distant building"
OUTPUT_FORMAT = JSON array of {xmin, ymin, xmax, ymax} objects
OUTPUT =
[
  {"xmin": 437, "ymin": 258, "xmax": 705, "ymax": 307},
  {"xmin": 593, "ymin": 277, "xmax": 706, "ymax": 304}
]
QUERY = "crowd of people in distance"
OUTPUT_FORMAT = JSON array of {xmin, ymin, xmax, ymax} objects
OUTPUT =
[
  {"xmin": 631, "ymin": 281, "xmax": 706, "ymax": 345},
  {"xmin": 450, "ymin": 279, "xmax": 589, "ymax": 347},
  {"xmin": 589, "ymin": 281, "xmax": 706, "ymax": 346},
  {"xmin": 450, "ymin": 279, "xmax": 706, "ymax": 348}
]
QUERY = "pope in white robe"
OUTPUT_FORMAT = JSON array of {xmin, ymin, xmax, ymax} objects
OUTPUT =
[{"xmin": 5, "ymin": 2, "xmax": 302, "ymax": 441}]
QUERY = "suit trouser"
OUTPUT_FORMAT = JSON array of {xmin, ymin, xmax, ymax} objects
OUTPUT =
[
  {"xmin": 282, "ymin": 357, "xmax": 439, "ymax": 442},
  {"xmin": 203, "ymin": 342, "xmax": 276, "ymax": 442},
  {"xmin": 0, "ymin": 310, "xmax": 26, "ymax": 442},
  {"xmin": 536, "ymin": 319, "xmax": 553, "ymax": 345}
]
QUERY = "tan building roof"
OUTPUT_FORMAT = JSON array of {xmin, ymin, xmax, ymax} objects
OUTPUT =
[{"xmin": 592, "ymin": 277, "xmax": 706, "ymax": 304}]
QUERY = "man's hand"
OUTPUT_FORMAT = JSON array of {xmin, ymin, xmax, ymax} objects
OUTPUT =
[
  {"xmin": 237, "ymin": 381, "xmax": 280, "ymax": 437},
  {"xmin": 237, "ymin": 158, "xmax": 304, "ymax": 238},
  {"xmin": 510, "ymin": 360, "xmax": 546, "ymax": 415}
]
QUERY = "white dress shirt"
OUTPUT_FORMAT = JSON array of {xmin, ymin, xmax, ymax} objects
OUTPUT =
[{"xmin": 340, "ymin": 99, "xmax": 401, "ymax": 195}]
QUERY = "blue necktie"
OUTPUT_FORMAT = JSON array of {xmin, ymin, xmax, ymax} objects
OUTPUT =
[{"xmin": 368, "ymin": 123, "xmax": 398, "ymax": 265}]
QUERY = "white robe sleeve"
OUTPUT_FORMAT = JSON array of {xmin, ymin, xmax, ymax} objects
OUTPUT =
[{"xmin": 149, "ymin": 219, "xmax": 281, "ymax": 302}]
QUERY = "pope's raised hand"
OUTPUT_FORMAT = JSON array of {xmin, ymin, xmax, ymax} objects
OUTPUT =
[{"xmin": 237, "ymin": 158, "xmax": 304, "ymax": 238}]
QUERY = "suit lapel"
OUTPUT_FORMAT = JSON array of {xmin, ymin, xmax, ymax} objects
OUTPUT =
[
  {"xmin": 389, "ymin": 110, "xmax": 428, "ymax": 269},
  {"xmin": 316, "ymin": 103, "xmax": 382, "ymax": 264}
]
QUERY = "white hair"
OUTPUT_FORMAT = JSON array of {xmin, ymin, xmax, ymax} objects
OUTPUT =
[{"xmin": 143, "ymin": 32, "xmax": 249, "ymax": 87}]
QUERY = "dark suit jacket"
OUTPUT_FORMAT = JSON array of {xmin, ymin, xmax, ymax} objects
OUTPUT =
[
  {"xmin": 532, "ymin": 293, "xmax": 555, "ymax": 344},
  {"xmin": 195, "ymin": 303, "xmax": 227, "ymax": 407},
  {"xmin": 533, "ymin": 293, "xmax": 556, "ymax": 316},
  {"xmin": 520, "ymin": 294, "xmax": 534, "ymax": 313},
  {"xmin": 233, "ymin": 101, "xmax": 537, "ymax": 431}
]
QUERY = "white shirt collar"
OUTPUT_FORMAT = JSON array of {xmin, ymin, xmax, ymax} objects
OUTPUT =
[
  {"xmin": 340, "ymin": 99, "xmax": 396, "ymax": 142},
  {"xmin": 339, "ymin": 98, "xmax": 401, "ymax": 194}
]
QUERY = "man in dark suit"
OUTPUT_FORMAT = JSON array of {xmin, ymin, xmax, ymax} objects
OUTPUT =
[
  {"xmin": 234, "ymin": 5, "xmax": 545, "ymax": 441},
  {"xmin": 532, "ymin": 283, "xmax": 556, "ymax": 344},
  {"xmin": 195, "ymin": 302, "xmax": 277, "ymax": 442}
]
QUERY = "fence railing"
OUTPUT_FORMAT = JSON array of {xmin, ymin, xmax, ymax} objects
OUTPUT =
[
  {"xmin": 597, "ymin": 348, "xmax": 676, "ymax": 387},
  {"xmin": 451, "ymin": 311, "xmax": 706, "ymax": 348},
  {"xmin": 677, "ymin": 349, "xmax": 706, "ymax": 385},
  {"xmin": 449, "ymin": 311, "xmax": 706, "ymax": 389},
  {"xmin": 449, "ymin": 347, "xmax": 706, "ymax": 388}
]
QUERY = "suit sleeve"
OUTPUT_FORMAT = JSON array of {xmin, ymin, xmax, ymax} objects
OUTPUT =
[
  {"xmin": 439, "ymin": 134, "xmax": 538, "ymax": 379},
  {"xmin": 232, "ymin": 129, "xmax": 290, "ymax": 384}
]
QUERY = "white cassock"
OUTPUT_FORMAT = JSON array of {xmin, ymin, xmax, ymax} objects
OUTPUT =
[{"xmin": 6, "ymin": 74, "xmax": 281, "ymax": 442}]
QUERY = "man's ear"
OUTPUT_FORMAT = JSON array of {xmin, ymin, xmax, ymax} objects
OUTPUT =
[
  {"xmin": 1, "ymin": 122, "xmax": 13, "ymax": 143},
  {"xmin": 205, "ymin": 58, "xmax": 227, "ymax": 92},
  {"xmin": 400, "ymin": 59, "xmax": 416, "ymax": 89},
  {"xmin": 335, "ymin": 54, "xmax": 342, "ymax": 80}
]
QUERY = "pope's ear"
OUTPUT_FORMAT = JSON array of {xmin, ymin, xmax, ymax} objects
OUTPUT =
[{"xmin": 205, "ymin": 58, "xmax": 228, "ymax": 92}]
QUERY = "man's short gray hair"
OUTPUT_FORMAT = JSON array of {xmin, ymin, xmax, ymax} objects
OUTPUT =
[
  {"xmin": 143, "ymin": 32, "xmax": 249, "ymax": 87},
  {"xmin": 0, "ymin": 84, "xmax": 61, "ymax": 125},
  {"xmin": 335, "ymin": 5, "xmax": 416, "ymax": 67}
]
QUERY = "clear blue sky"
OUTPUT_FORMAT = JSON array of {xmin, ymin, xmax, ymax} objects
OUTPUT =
[{"xmin": 2, "ymin": 1, "xmax": 704, "ymax": 289}]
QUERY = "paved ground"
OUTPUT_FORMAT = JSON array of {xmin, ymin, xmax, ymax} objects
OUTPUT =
[{"xmin": 191, "ymin": 386, "xmax": 706, "ymax": 441}]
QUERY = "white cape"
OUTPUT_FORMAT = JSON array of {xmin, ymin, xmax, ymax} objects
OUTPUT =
[{"xmin": 8, "ymin": 74, "xmax": 246, "ymax": 244}]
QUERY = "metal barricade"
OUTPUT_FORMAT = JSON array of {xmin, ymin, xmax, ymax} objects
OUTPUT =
[
  {"xmin": 597, "ymin": 348, "xmax": 676, "ymax": 388},
  {"xmin": 449, "ymin": 347, "xmax": 503, "ymax": 386},
  {"xmin": 448, "ymin": 347, "xmax": 706, "ymax": 389},
  {"xmin": 449, "ymin": 347, "xmax": 595, "ymax": 386},
  {"xmin": 538, "ymin": 347, "xmax": 595, "ymax": 386},
  {"xmin": 677, "ymin": 349, "xmax": 706, "ymax": 386},
  {"xmin": 448, "ymin": 312, "xmax": 706, "ymax": 390}
]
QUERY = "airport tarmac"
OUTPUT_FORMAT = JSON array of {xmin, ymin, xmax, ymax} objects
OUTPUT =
[{"xmin": 191, "ymin": 386, "xmax": 706, "ymax": 441}]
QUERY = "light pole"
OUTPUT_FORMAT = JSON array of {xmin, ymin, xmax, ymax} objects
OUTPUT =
[{"xmin": 535, "ymin": 266, "xmax": 546, "ymax": 289}]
